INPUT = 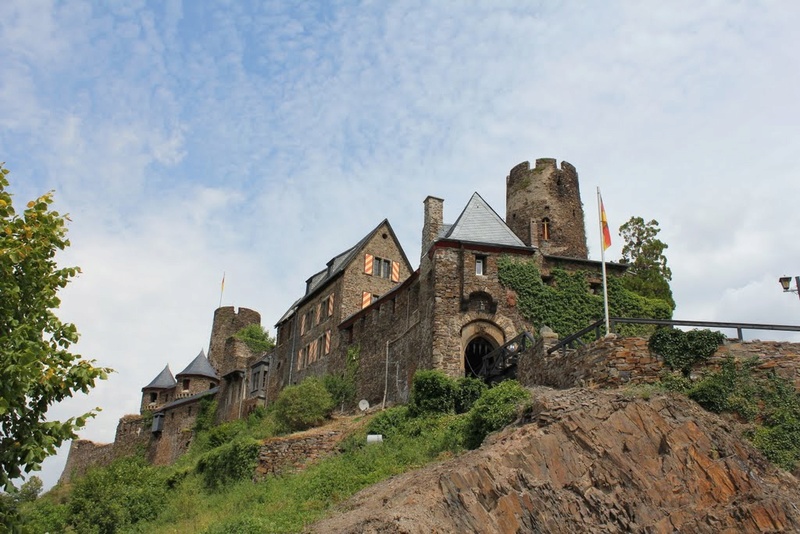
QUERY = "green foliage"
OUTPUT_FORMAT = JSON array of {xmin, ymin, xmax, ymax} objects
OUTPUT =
[
  {"xmin": 323, "ymin": 374, "xmax": 356, "ymax": 410},
  {"xmin": 408, "ymin": 370, "xmax": 457, "ymax": 416},
  {"xmin": 193, "ymin": 397, "xmax": 218, "ymax": 433},
  {"xmin": 455, "ymin": 376, "xmax": 488, "ymax": 414},
  {"xmin": 661, "ymin": 357, "xmax": 800, "ymax": 471},
  {"xmin": 233, "ymin": 324, "xmax": 275, "ymax": 353},
  {"xmin": 618, "ymin": 216, "xmax": 674, "ymax": 309},
  {"xmin": 68, "ymin": 456, "xmax": 166, "ymax": 533},
  {"xmin": 196, "ymin": 439, "xmax": 260, "ymax": 490},
  {"xmin": 648, "ymin": 328, "xmax": 726, "ymax": 375},
  {"xmin": 366, "ymin": 405, "xmax": 409, "ymax": 439},
  {"xmin": 464, "ymin": 380, "xmax": 530, "ymax": 449},
  {"xmin": 497, "ymin": 257, "xmax": 672, "ymax": 338},
  {"xmin": 0, "ymin": 164, "xmax": 111, "ymax": 490},
  {"xmin": 204, "ymin": 515, "xmax": 276, "ymax": 534},
  {"xmin": 273, "ymin": 377, "xmax": 335, "ymax": 432}
]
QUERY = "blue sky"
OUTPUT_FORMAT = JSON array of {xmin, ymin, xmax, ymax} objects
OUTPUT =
[{"xmin": 2, "ymin": 1, "xmax": 800, "ymax": 489}]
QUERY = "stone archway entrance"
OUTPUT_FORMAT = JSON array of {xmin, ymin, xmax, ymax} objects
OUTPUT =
[{"xmin": 464, "ymin": 336, "xmax": 496, "ymax": 378}]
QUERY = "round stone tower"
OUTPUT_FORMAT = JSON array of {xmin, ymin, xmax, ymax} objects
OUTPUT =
[
  {"xmin": 207, "ymin": 306, "xmax": 261, "ymax": 372},
  {"xmin": 505, "ymin": 158, "xmax": 588, "ymax": 259}
]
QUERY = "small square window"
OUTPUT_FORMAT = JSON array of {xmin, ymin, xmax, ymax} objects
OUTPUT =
[{"xmin": 475, "ymin": 256, "xmax": 487, "ymax": 276}]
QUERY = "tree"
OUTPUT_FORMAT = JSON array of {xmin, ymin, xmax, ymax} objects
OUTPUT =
[
  {"xmin": 618, "ymin": 216, "xmax": 675, "ymax": 310},
  {"xmin": 233, "ymin": 323, "xmax": 275, "ymax": 353},
  {"xmin": 0, "ymin": 163, "xmax": 110, "ymax": 490}
]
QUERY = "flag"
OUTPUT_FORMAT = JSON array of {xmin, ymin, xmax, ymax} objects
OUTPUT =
[
  {"xmin": 600, "ymin": 195, "xmax": 612, "ymax": 251},
  {"xmin": 221, "ymin": 272, "xmax": 226, "ymax": 292}
]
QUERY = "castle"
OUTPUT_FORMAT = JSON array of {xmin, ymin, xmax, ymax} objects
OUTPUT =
[{"xmin": 60, "ymin": 157, "xmax": 628, "ymax": 479}]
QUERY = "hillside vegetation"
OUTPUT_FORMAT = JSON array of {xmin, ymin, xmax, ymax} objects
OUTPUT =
[{"xmin": 10, "ymin": 372, "xmax": 530, "ymax": 533}]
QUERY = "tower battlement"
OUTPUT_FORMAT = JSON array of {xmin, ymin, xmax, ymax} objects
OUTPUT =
[{"xmin": 506, "ymin": 157, "xmax": 588, "ymax": 258}]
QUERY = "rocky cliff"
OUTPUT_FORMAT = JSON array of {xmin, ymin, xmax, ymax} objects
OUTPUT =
[{"xmin": 311, "ymin": 387, "xmax": 800, "ymax": 533}]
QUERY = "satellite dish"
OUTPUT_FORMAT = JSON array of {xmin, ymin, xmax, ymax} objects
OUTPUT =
[{"xmin": 358, "ymin": 399, "xmax": 370, "ymax": 412}]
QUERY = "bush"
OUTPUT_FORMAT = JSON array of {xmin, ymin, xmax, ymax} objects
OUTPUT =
[
  {"xmin": 233, "ymin": 324, "xmax": 275, "ymax": 353},
  {"xmin": 649, "ymin": 328, "xmax": 725, "ymax": 375},
  {"xmin": 205, "ymin": 516, "xmax": 276, "ymax": 534},
  {"xmin": 366, "ymin": 405, "xmax": 409, "ymax": 439},
  {"xmin": 455, "ymin": 376, "xmax": 488, "ymax": 414},
  {"xmin": 273, "ymin": 377, "xmax": 335, "ymax": 432},
  {"xmin": 408, "ymin": 370, "xmax": 457, "ymax": 416},
  {"xmin": 464, "ymin": 380, "xmax": 530, "ymax": 449},
  {"xmin": 196, "ymin": 439, "xmax": 260, "ymax": 490},
  {"xmin": 323, "ymin": 373, "xmax": 356, "ymax": 410},
  {"xmin": 687, "ymin": 357, "xmax": 760, "ymax": 420},
  {"xmin": 68, "ymin": 456, "xmax": 166, "ymax": 533}
]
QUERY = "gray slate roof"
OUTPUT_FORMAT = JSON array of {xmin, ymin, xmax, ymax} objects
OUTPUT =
[
  {"xmin": 442, "ymin": 192, "xmax": 528, "ymax": 248},
  {"xmin": 176, "ymin": 349, "xmax": 218, "ymax": 380},
  {"xmin": 276, "ymin": 219, "xmax": 411, "ymax": 326},
  {"xmin": 142, "ymin": 365, "xmax": 176, "ymax": 390}
]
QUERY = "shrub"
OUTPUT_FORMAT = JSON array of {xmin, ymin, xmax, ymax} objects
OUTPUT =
[
  {"xmin": 687, "ymin": 357, "xmax": 760, "ymax": 420},
  {"xmin": 408, "ymin": 370, "xmax": 457, "ymax": 416},
  {"xmin": 233, "ymin": 324, "xmax": 275, "ymax": 353},
  {"xmin": 323, "ymin": 373, "xmax": 356, "ymax": 410},
  {"xmin": 366, "ymin": 405, "xmax": 409, "ymax": 439},
  {"xmin": 196, "ymin": 438, "xmax": 260, "ymax": 490},
  {"xmin": 205, "ymin": 516, "xmax": 276, "ymax": 534},
  {"xmin": 68, "ymin": 456, "xmax": 166, "ymax": 533},
  {"xmin": 649, "ymin": 328, "xmax": 725, "ymax": 375},
  {"xmin": 464, "ymin": 380, "xmax": 530, "ymax": 449},
  {"xmin": 455, "ymin": 376, "xmax": 488, "ymax": 414},
  {"xmin": 273, "ymin": 377, "xmax": 335, "ymax": 432}
]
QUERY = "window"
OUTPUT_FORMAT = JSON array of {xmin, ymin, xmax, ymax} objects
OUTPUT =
[
  {"xmin": 361, "ymin": 291, "xmax": 380, "ymax": 309},
  {"xmin": 542, "ymin": 218, "xmax": 551, "ymax": 241},
  {"xmin": 149, "ymin": 392, "xmax": 157, "ymax": 403},
  {"xmin": 182, "ymin": 379, "xmax": 190, "ymax": 392},
  {"xmin": 475, "ymin": 255, "xmax": 487, "ymax": 276}
]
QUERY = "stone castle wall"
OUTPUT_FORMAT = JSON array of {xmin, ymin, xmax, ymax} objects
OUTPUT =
[{"xmin": 518, "ymin": 336, "xmax": 800, "ymax": 391}]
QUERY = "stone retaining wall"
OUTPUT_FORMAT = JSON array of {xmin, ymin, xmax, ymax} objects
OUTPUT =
[
  {"xmin": 518, "ymin": 336, "xmax": 800, "ymax": 390},
  {"xmin": 255, "ymin": 428, "xmax": 350, "ymax": 478}
]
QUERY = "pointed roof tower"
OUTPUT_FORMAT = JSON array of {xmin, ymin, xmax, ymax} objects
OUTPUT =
[
  {"xmin": 142, "ymin": 365, "xmax": 176, "ymax": 390},
  {"xmin": 443, "ymin": 192, "xmax": 528, "ymax": 248},
  {"xmin": 176, "ymin": 349, "xmax": 218, "ymax": 380}
]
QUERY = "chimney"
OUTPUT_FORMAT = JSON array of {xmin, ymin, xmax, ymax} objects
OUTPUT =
[{"xmin": 421, "ymin": 196, "xmax": 444, "ymax": 260}]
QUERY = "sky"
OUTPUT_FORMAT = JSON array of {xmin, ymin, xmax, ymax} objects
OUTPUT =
[{"xmin": 2, "ymin": 0, "xmax": 800, "ymax": 490}]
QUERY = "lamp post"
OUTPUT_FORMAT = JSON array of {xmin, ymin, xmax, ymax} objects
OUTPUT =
[{"xmin": 778, "ymin": 276, "xmax": 800, "ymax": 300}]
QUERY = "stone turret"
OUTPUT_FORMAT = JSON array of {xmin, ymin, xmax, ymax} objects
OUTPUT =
[
  {"xmin": 140, "ymin": 365, "xmax": 176, "ymax": 413},
  {"xmin": 506, "ymin": 158, "xmax": 588, "ymax": 258},
  {"xmin": 207, "ymin": 306, "xmax": 261, "ymax": 371}
]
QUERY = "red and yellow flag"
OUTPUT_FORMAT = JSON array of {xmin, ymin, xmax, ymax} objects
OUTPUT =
[{"xmin": 600, "ymin": 196, "xmax": 612, "ymax": 251}]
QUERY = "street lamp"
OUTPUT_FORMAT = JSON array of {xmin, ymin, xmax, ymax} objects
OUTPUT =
[{"xmin": 779, "ymin": 275, "xmax": 800, "ymax": 300}]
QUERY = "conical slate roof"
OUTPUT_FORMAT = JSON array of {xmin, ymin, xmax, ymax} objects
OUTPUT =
[
  {"xmin": 444, "ymin": 192, "xmax": 527, "ymax": 248},
  {"xmin": 142, "ymin": 365, "xmax": 176, "ymax": 390},
  {"xmin": 176, "ymin": 349, "xmax": 218, "ymax": 380}
]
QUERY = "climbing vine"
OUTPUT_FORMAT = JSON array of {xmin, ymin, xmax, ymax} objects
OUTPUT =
[{"xmin": 497, "ymin": 256, "xmax": 672, "ymax": 338}]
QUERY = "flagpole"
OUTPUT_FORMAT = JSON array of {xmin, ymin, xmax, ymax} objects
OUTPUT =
[
  {"xmin": 219, "ymin": 272, "xmax": 225, "ymax": 309},
  {"xmin": 597, "ymin": 188, "xmax": 611, "ymax": 335}
]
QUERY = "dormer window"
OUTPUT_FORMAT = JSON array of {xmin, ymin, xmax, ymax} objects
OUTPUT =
[{"xmin": 182, "ymin": 379, "xmax": 190, "ymax": 392}]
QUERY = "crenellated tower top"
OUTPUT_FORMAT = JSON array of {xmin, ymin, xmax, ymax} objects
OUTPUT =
[{"xmin": 506, "ymin": 158, "xmax": 588, "ymax": 258}]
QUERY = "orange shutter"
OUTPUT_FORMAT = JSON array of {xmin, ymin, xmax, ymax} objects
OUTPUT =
[
  {"xmin": 300, "ymin": 313, "xmax": 306, "ymax": 334},
  {"xmin": 315, "ymin": 303, "xmax": 321, "ymax": 323},
  {"xmin": 327, "ymin": 294, "xmax": 334, "ymax": 316},
  {"xmin": 297, "ymin": 349, "xmax": 303, "ymax": 370},
  {"xmin": 362, "ymin": 291, "xmax": 372, "ymax": 309},
  {"xmin": 310, "ymin": 340, "xmax": 318, "ymax": 363},
  {"xmin": 391, "ymin": 261, "xmax": 400, "ymax": 282},
  {"xmin": 324, "ymin": 330, "xmax": 331, "ymax": 354},
  {"xmin": 364, "ymin": 253, "xmax": 374, "ymax": 275}
]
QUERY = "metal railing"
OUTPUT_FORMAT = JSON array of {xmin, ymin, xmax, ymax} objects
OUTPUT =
[
  {"xmin": 478, "ymin": 331, "xmax": 536, "ymax": 382},
  {"xmin": 547, "ymin": 317, "xmax": 800, "ymax": 355}
]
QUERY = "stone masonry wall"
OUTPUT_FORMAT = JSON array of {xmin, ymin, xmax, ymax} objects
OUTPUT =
[
  {"xmin": 506, "ymin": 158, "xmax": 588, "ymax": 258},
  {"xmin": 255, "ymin": 427, "xmax": 351, "ymax": 478},
  {"xmin": 518, "ymin": 336, "xmax": 800, "ymax": 391},
  {"xmin": 430, "ymin": 244, "xmax": 533, "ymax": 377}
]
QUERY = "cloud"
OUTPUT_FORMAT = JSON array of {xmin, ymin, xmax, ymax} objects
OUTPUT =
[{"xmin": 3, "ymin": 0, "xmax": 800, "ymax": 490}]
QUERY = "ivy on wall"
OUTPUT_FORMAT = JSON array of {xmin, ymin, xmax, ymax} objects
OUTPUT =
[{"xmin": 497, "ymin": 256, "xmax": 672, "ymax": 337}]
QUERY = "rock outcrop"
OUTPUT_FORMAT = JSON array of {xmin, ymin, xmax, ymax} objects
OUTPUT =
[{"xmin": 311, "ymin": 387, "xmax": 800, "ymax": 533}]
